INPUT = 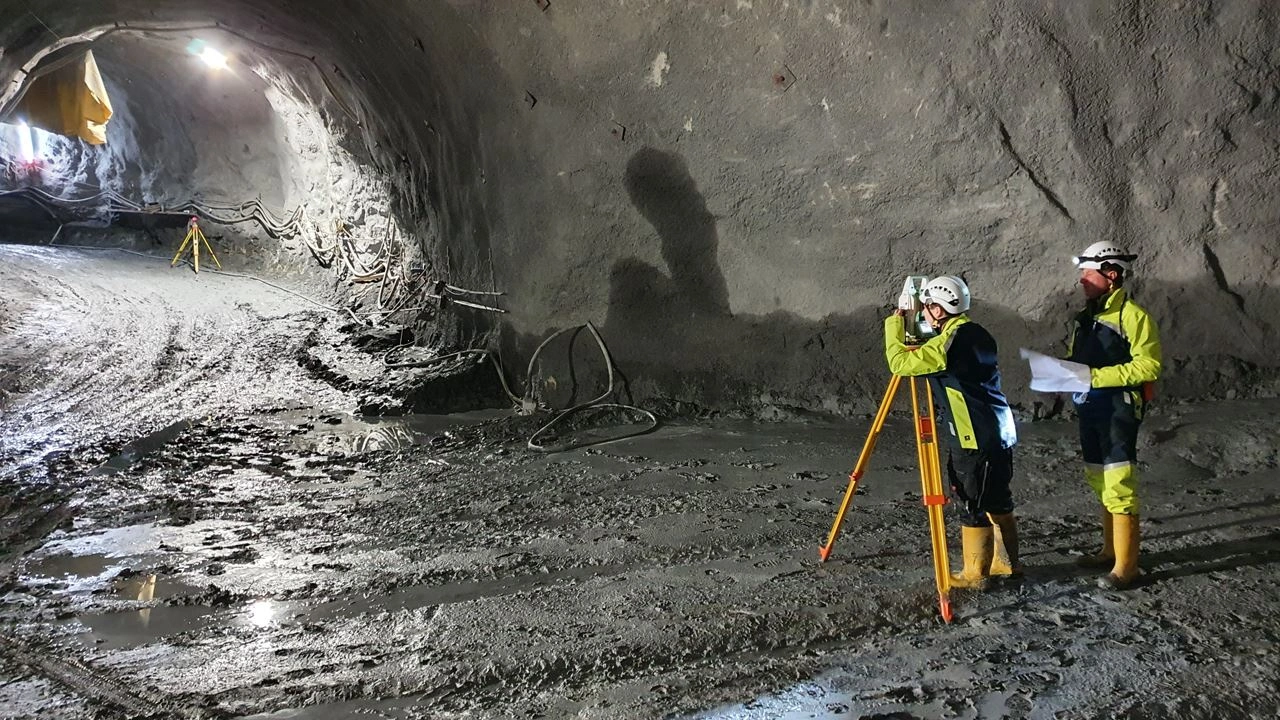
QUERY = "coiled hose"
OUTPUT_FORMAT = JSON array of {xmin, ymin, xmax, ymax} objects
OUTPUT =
[{"xmin": 384, "ymin": 322, "xmax": 658, "ymax": 453}]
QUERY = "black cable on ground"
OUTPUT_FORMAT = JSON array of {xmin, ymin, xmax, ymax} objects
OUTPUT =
[
  {"xmin": 32, "ymin": 240, "xmax": 652, "ymax": 452},
  {"xmin": 524, "ymin": 323, "xmax": 658, "ymax": 452},
  {"xmin": 384, "ymin": 323, "xmax": 659, "ymax": 453},
  {"xmin": 384, "ymin": 347, "xmax": 522, "ymax": 406}
]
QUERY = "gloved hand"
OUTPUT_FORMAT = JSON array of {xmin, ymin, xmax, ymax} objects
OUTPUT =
[{"xmin": 1067, "ymin": 360, "xmax": 1093, "ymax": 404}]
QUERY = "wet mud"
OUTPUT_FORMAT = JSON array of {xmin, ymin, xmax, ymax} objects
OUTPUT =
[{"xmin": 2, "ymin": 245, "xmax": 1280, "ymax": 719}]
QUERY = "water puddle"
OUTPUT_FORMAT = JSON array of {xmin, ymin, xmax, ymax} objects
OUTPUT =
[
  {"xmin": 21, "ymin": 520, "xmax": 258, "ymax": 599},
  {"xmin": 61, "ymin": 597, "xmax": 300, "ymax": 651},
  {"xmin": 239, "ymin": 697, "xmax": 423, "ymax": 720},
  {"xmin": 92, "ymin": 419, "xmax": 196, "ymax": 475},
  {"xmin": 65, "ymin": 604, "xmax": 220, "ymax": 651},
  {"xmin": 112, "ymin": 571, "xmax": 205, "ymax": 601},
  {"xmin": 41, "ymin": 520, "xmax": 255, "ymax": 556},
  {"xmin": 87, "ymin": 408, "xmax": 510, "ymax": 475},
  {"xmin": 309, "ymin": 562, "xmax": 627, "ymax": 622},
  {"xmin": 21, "ymin": 553, "xmax": 124, "ymax": 593},
  {"xmin": 279, "ymin": 408, "xmax": 510, "ymax": 456},
  {"xmin": 21, "ymin": 552, "xmax": 198, "ymax": 599}
]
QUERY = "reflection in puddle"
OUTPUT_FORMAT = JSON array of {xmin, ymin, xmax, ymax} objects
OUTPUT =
[
  {"xmin": 50, "ymin": 570, "xmax": 223, "ymax": 650},
  {"xmin": 135, "ymin": 574, "xmax": 157, "ymax": 602},
  {"xmin": 63, "ymin": 597, "xmax": 295, "ymax": 652},
  {"xmin": 63, "ymin": 605, "xmax": 219, "ymax": 651},
  {"xmin": 112, "ymin": 572, "xmax": 202, "ymax": 603},
  {"xmin": 135, "ymin": 573, "xmax": 156, "ymax": 628},
  {"xmin": 350, "ymin": 424, "xmax": 416, "ymax": 453},
  {"xmin": 23, "ymin": 524, "xmax": 216, "ymax": 600},
  {"xmin": 87, "ymin": 409, "xmax": 509, "ymax": 476},
  {"xmin": 307, "ymin": 409, "xmax": 510, "ymax": 457},
  {"xmin": 248, "ymin": 599, "xmax": 279, "ymax": 628},
  {"xmin": 239, "ymin": 696, "xmax": 424, "ymax": 720},
  {"xmin": 21, "ymin": 553, "xmax": 122, "ymax": 593}
]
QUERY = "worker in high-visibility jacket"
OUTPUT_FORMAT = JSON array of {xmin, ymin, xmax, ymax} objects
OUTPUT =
[
  {"xmin": 1068, "ymin": 242, "xmax": 1162, "ymax": 590},
  {"xmin": 884, "ymin": 276, "xmax": 1020, "ymax": 590}
]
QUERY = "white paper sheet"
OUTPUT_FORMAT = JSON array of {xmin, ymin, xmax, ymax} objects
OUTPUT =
[{"xmin": 1019, "ymin": 348, "xmax": 1092, "ymax": 393}]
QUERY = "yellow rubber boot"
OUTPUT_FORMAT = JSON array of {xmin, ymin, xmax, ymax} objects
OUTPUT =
[
  {"xmin": 987, "ymin": 513, "xmax": 1021, "ymax": 577},
  {"xmin": 1075, "ymin": 510, "xmax": 1114, "ymax": 568},
  {"xmin": 1099, "ymin": 513, "xmax": 1140, "ymax": 589},
  {"xmin": 951, "ymin": 526, "xmax": 994, "ymax": 590}
]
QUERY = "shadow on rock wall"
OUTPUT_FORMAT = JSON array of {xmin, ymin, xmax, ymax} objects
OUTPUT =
[
  {"xmin": 509, "ymin": 146, "xmax": 1280, "ymax": 419},
  {"xmin": 621, "ymin": 147, "xmax": 731, "ymax": 319}
]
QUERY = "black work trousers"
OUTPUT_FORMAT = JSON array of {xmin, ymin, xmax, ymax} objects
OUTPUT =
[{"xmin": 946, "ymin": 446, "xmax": 1015, "ymax": 527}]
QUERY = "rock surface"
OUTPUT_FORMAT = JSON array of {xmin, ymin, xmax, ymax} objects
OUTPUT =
[{"xmin": 3, "ymin": 1, "xmax": 1279, "ymax": 411}]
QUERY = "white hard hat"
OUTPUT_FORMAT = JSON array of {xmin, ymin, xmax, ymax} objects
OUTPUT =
[
  {"xmin": 920, "ymin": 276, "xmax": 971, "ymax": 315},
  {"xmin": 1074, "ymin": 241, "xmax": 1136, "ymax": 272}
]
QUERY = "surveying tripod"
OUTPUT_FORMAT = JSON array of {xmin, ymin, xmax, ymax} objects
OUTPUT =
[
  {"xmin": 819, "ymin": 373, "xmax": 954, "ymax": 623},
  {"xmin": 171, "ymin": 216, "xmax": 222, "ymax": 273}
]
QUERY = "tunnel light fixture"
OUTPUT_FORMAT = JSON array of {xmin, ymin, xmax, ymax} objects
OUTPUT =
[
  {"xmin": 187, "ymin": 38, "xmax": 229, "ymax": 70},
  {"xmin": 200, "ymin": 47, "xmax": 229, "ymax": 70}
]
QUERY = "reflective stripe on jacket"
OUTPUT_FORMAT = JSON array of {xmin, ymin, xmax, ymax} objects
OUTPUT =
[{"xmin": 883, "ymin": 314, "xmax": 1017, "ymax": 451}]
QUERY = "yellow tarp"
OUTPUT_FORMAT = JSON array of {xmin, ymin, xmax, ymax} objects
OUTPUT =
[{"xmin": 15, "ymin": 50, "xmax": 113, "ymax": 145}]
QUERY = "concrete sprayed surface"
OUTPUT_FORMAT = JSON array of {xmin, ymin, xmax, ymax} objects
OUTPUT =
[{"xmin": 1, "ymin": 245, "xmax": 1278, "ymax": 719}]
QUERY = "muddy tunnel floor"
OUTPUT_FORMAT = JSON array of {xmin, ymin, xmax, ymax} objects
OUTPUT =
[{"xmin": 1, "ymin": 243, "xmax": 1279, "ymax": 720}]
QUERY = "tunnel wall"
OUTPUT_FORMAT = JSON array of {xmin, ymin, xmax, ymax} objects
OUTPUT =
[
  {"xmin": 3, "ymin": 0, "xmax": 1280, "ymax": 413},
  {"xmin": 459, "ymin": 0, "xmax": 1280, "ymax": 412}
]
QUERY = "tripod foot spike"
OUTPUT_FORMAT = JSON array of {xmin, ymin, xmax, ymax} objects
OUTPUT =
[
  {"xmin": 939, "ymin": 596, "xmax": 953, "ymax": 624},
  {"xmin": 818, "ymin": 546, "xmax": 831, "ymax": 562}
]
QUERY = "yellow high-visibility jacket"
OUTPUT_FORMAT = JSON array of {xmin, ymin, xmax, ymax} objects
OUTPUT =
[
  {"xmin": 1068, "ymin": 287, "xmax": 1162, "ymax": 393},
  {"xmin": 884, "ymin": 314, "xmax": 1017, "ymax": 451}
]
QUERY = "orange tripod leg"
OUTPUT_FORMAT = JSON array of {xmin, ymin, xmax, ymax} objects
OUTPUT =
[
  {"xmin": 924, "ymin": 386, "xmax": 953, "ymax": 622},
  {"xmin": 911, "ymin": 377, "xmax": 953, "ymax": 623},
  {"xmin": 819, "ymin": 375, "xmax": 901, "ymax": 562}
]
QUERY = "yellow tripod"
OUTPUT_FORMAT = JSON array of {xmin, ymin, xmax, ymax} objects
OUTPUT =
[
  {"xmin": 819, "ymin": 374, "xmax": 954, "ymax": 623},
  {"xmin": 171, "ymin": 216, "xmax": 221, "ymax": 273}
]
